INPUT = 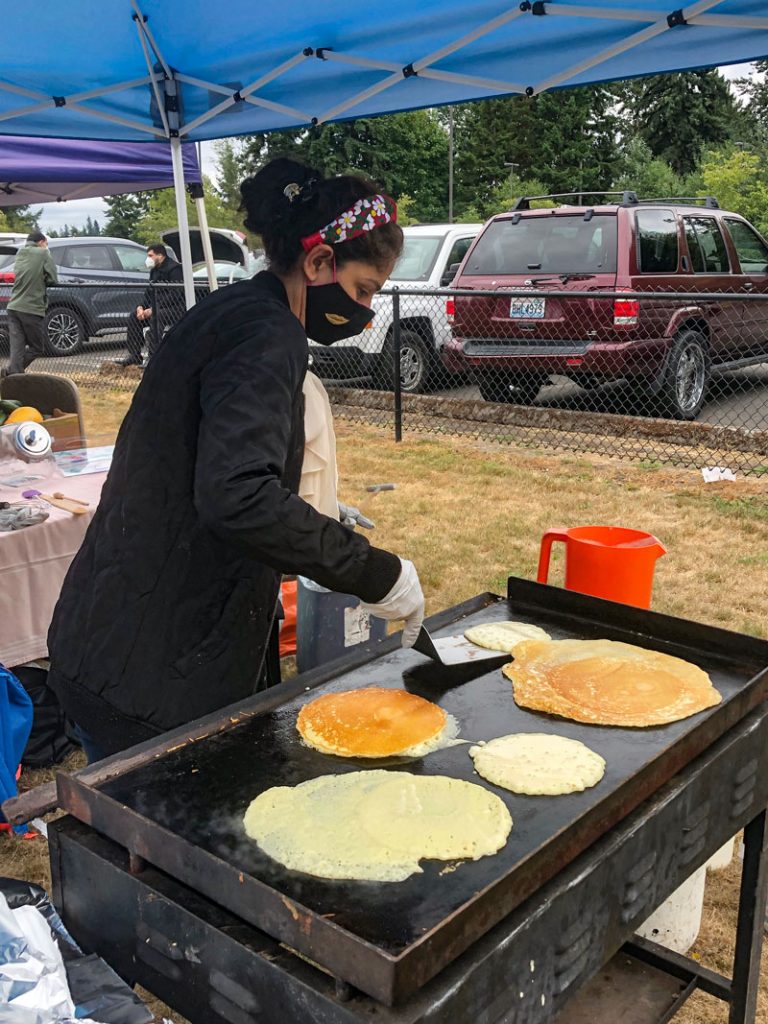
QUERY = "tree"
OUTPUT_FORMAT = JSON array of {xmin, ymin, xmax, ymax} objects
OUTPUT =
[
  {"xmin": 614, "ymin": 139, "xmax": 688, "ymax": 200},
  {"xmin": 451, "ymin": 87, "xmax": 621, "ymax": 217},
  {"xmin": 0, "ymin": 210, "xmax": 9, "ymax": 231},
  {"xmin": 133, "ymin": 177, "xmax": 248, "ymax": 246},
  {"xmin": 735, "ymin": 61, "xmax": 768, "ymax": 146},
  {"xmin": 629, "ymin": 71, "xmax": 737, "ymax": 176},
  {"xmin": 212, "ymin": 138, "xmax": 254, "ymax": 212},
  {"xmin": 245, "ymin": 110, "xmax": 450, "ymax": 222},
  {"xmin": 103, "ymin": 192, "xmax": 152, "ymax": 239},
  {"xmin": 699, "ymin": 146, "xmax": 768, "ymax": 236},
  {"xmin": 1, "ymin": 205, "xmax": 40, "ymax": 232}
]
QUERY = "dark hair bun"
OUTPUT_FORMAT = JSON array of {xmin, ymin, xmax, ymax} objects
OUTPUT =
[
  {"xmin": 240, "ymin": 158, "xmax": 323, "ymax": 237},
  {"xmin": 240, "ymin": 157, "xmax": 403, "ymax": 274}
]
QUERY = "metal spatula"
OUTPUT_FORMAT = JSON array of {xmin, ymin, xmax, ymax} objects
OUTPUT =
[{"xmin": 412, "ymin": 625, "xmax": 511, "ymax": 668}]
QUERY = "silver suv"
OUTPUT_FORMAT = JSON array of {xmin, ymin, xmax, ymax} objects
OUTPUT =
[
  {"xmin": 0, "ymin": 236, "xmax": 155, "ymax": 355},
  {"xmin": 308, "ymin": 223, "xmax": 482, "ymax": 393}
]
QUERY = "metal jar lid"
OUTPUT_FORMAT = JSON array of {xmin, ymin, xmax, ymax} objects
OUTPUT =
[{"xmin": 13, "ymin": 422, "xmax": 53, "ymax": 461}]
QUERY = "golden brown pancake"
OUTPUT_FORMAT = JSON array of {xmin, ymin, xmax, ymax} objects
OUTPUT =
[
  {"xmin": 297, "ymin": 687, "xmax": 448, "ymax": 757},
  {"xmin": 504, "ymin": 638, "xmax": 721, "ymax": 727}
]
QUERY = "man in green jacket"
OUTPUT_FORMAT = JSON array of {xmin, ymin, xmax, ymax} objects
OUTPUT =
[{"xmin": 3, "ymin": 231, "xmax": 58, "ymax": 377}]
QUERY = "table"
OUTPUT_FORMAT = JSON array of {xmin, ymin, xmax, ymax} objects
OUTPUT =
[{"xmin": 0, "ymin": 472, "xmax": 106, "ymax": 667}]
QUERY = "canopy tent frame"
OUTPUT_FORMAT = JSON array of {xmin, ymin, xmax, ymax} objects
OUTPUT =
[
  {"xmin": 1, "ymin": 0, "xmax": 767, "ymax": 306},
  {"xmin": 0, "ymin": 1, "xmax": 764, "ymax": 142}
]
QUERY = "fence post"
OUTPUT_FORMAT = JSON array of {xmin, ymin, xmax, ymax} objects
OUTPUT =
[
  {"xmin": 392, "ymin": 287, "xmax": 402, "ymax": 442},
  {"xmin": 149, "ymin": 283, "xmax": 160, "ymax": 358}
]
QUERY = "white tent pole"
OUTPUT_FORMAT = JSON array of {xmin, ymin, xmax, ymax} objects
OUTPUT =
[
  {"xmin": 191, "ymin": 184, "xmax": 218, "ymax": 292},
  {"xmin": 170, "ymin": 134, "xmax": 196, "ymax": 310}
]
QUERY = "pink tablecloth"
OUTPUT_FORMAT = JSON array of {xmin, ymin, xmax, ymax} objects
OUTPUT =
[{"xmin": 0, "ymin": 472, "xmax": 106, "ymax": 667}]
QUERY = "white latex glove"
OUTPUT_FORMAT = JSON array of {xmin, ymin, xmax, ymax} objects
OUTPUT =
[{"xmin": 360, "ymin": 558, "xmax": 425, "ymax": 648}]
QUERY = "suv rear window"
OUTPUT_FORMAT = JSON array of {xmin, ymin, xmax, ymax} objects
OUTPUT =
[
  {"xmin": 636, "ymin": 209, "xmax": 678, "ymax": 273},
  {"xmin": 463, "ymin": 215, "xmax": 617, "ymax": 276}
]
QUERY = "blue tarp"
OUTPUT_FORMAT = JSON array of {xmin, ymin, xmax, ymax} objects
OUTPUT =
[
  {"xmin": 0, "ymin": 1, "xmax": 766, "ymax": 143},
  {"xmin": 0, "ymin": 666, "xmax": 32, "ymax": 833},
  {"xmin": 0, "ymin": 138, "xmax": 201, "ymax": 206}
]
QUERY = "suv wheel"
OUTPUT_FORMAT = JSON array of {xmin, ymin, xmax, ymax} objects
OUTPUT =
[
  {"xmin": 388, "ymin": 330, "xmax": 434, "ymax": 394},
  {"xmin": 477, "ymin": 372, "xmax": 543, "ymax": 405},
  {"xmin": 659, "ymin": 330, "xmax": 709, "ymax": 420},
  {"xmin": 45, "ymin": 307, "xmax": 86, "ymax": 356}
]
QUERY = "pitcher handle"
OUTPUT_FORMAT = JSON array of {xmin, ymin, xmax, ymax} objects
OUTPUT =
[{"xmin": 537, "ymin": 528, "xmax": 570, "ymax": 585}]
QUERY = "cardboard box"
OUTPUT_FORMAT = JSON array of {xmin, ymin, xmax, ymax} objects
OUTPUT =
[{"xmin": 41, "ymin": 412, "xmax": 83, "ymax": 453}]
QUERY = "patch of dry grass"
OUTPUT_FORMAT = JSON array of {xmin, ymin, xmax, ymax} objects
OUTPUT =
[{"xmin": 4, "ymin": 409, "xmax": 766, "ymax": 1022}]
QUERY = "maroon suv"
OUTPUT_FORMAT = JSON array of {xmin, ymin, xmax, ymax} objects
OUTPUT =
[{"xmin": 442, "ymin": 193, "xmax": 768, "ymax": 418}]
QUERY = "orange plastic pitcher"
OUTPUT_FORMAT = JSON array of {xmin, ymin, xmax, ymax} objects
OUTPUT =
[{"xmin": 537, "ymin": 526, "xmax": 666, "ymax": 609}]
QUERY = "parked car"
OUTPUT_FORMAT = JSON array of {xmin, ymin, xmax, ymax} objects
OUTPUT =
[
  {"xmin": 0, "ymin": 236, "xmax": 155, "ymax": 355},
  {"xmin": 442, "ymin": 193, "xmax": 768, "ymax": 418},
  {"xmin": 308, "ymin": 223, "xmax": 482, "ymax": 393}
]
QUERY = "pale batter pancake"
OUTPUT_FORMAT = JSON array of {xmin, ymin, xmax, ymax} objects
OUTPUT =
[
  {"xmin": 464, "ymin": 621, "xmax": 551, "ymax": 654},
  {"xmin": 297, "ymin": 687, "xmax": 448, "ymax": 758},
  {"xmin": 243, "ymin": 771, "xmax": 512, "ymax": 882},
  {"xmin": 504, "ymin": 638, "xmax": 721, "ymax": 727},
  {"xmin": 470, "ymin": 733, "xmax": 605, "ymax": 795}
]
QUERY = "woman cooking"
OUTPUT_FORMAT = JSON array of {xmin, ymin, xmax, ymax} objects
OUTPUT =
[{"xmin": 46, "ymin": 158, "xmax": 424, "ymax": 763}]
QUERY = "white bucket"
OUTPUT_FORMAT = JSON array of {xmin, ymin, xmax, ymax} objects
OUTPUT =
[
  {"xmin": 706, "ymin": 836, "xmax": 736, "ymax": 871},
  {"xmin": 636, "ymin": 866, "xmax": 706, "ymax": 954}
]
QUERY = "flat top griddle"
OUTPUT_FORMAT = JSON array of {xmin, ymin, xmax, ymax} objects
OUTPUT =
[{"xmin": 62, "ymin": 579, "xmax": 768, "ymax": 1004}]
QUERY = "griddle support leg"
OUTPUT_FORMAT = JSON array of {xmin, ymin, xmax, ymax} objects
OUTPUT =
[
  {"xmin": 129, "ymin": 852, "xmax": 147, "ymax": 876},
  {"xmin": 730, "ymin": 809, "xmax": 768, "ymax": 1024}
]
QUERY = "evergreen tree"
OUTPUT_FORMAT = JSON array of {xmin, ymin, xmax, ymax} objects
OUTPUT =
[
  {"xmin": 103, "ymin": 192, "xmax": 152, "ymax": 239},
  {"xmin": 1, "ymin": 205, "xmax": 40, "ymax": 232},
  {"xmin": 212, "ymin": 138, "xmax": 254, "ymax": 211},
  {"xmin": 629, "ymin": 71, "xmax": 737, "ymax": 176},
  {"xmin": 451, "ymin": 87, "xmax": 621, "ymax": 217}
]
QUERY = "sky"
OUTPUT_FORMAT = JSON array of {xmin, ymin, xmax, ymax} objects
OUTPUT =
[{"xmin": 29, "ymin": 62, "xmax": 758, "ymax": 235}]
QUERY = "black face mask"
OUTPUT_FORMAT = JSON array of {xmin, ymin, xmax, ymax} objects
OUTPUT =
[{"xmin": 305, "ymin": 281, "xmax": 374, "ymax": 345}]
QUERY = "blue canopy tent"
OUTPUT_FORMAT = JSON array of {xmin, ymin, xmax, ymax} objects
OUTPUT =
[{"xmin": 1, "ymin": 0, "xmax": 766, "ymax": 303}]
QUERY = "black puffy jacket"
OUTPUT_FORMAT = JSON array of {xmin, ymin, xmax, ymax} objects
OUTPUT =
[{"xmin": 47, "ymin": 272, "xmax": 400, "ymax": 752}]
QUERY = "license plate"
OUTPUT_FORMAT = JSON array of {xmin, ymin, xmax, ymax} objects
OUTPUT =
[{"xmin": 509, "ymin": 297, "xmax": 546, "ymax": 319}]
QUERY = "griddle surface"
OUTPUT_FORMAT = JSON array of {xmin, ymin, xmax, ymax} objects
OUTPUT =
[{"xmin": 100, "ymin": 593, "xmax": 762, "ymax": 957}]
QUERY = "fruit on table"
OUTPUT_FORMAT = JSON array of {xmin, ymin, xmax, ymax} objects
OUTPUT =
[
  {"xmin": 5, "ymin": 406, "xmax": 44, "ymax": 424},
  {"xmin": 0, "ymin": 398, "xmax": 21, "ymax": 426}
]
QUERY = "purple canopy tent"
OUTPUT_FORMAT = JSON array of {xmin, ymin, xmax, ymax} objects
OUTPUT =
[
  {"xmin": 0, "ymin": 136, "xmax": 201, "ymax": 207},
  {"xmin": 0, "ymin": 137, "xmax": 218, "ymax": 287}
]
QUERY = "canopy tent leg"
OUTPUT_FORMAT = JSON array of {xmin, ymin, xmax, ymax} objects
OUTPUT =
[
  {"xmin": 170, "ymin": 134, "xmax": 196, "ymax": 310},
  {"xmin": 189, "ymin": 182, "xmax": 218, "ymax": 292}
]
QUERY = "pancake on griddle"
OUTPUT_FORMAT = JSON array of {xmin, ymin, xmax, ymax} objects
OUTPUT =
[
  {"xmin": 470, "ymin": 733, "xmax": 605, "ymax": 795},
  {"xmin": 464, "ymin": 620, "xmax": 550, "ymax": 653},
  {"xmin": 243, "ymin": 770, "xmax": 512, "ymax": 882},
  {"xmin": 504, "ymin": 638, "xmax": 721, "ymax": 727},
  {"xmin": 297, "ymin": 687, "xmax": 449, "ymax": 758}
]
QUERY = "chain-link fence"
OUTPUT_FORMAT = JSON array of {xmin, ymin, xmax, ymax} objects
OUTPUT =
[
  {"xmin": 2, "ymin": 280, "xmax": 767, "ymax": 473},
  {"xmin": 319, "ymin": 286, "xmax": 768, "ymax": 475}
]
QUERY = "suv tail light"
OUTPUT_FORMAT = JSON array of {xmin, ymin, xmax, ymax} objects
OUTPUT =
[
  {"xmin": 446, "ymin": 297, "xmax": 455, "ymax": 325},
  {"xmin": 613, "ymin": 291, "xmax": 639, "ymax": 328},
  {"xmin": 0, "ymin": 272, "xmax": 14, "ymax": 284}
]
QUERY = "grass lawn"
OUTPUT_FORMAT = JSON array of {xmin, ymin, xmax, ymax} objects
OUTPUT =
[{"xmin": 6, "ymin": 386, "xmax": 767, "ymax": 1022}]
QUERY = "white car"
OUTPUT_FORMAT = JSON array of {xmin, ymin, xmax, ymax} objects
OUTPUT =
[{"xmin": 308, "ymin": 223, "xmax": 482, "ymax": 393}]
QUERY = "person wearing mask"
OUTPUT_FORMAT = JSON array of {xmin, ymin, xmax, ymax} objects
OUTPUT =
[
  {"xmin": 47, "ymin": 158, "xmax": 424, "ymax": 763},
  {"xmin": 114, "ymin": 243, "xmax": 183, "ymax": 367},
  {"xmin": 3, "ymin": 231, "xmax": 57, "ymax": 378}
]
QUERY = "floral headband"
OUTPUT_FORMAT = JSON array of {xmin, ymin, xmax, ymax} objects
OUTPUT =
[{"xmin": 300, "ymin": 194, "xmax": 397, "ymax": 253}]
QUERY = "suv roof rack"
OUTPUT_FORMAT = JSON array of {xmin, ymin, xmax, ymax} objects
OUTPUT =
[
  {"xmin": 512, "ymin": 191, "xmax": 639, "ymax": 211},
  {"xmin": 511, "ymin": 192, "xmax": 720, "ymax": 211},
  {"xmin": 635, "ymin": 196, "xmax": 720, "ymax": 209}
]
